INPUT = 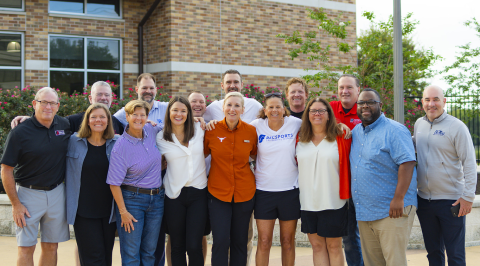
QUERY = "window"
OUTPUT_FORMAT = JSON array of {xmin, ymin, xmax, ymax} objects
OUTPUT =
[
  {"xmin": 0, "ymin": 0, "xmax": 24, "ymax": 11},
  {"xmin": 49, "ymin": 0, "xmax": 121, "ymax": 18},
  {"xmin": 0, "ymin": 32, "xmax": 23, "ymax": 89},
  {"xmin": 49, "ymin": 35, "xmax": 122, "ymax": 96}
]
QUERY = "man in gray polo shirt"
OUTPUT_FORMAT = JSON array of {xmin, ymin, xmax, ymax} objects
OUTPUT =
[{"xmin": 1, "ymin": 87, "xmax": 71, "ymax": 266}]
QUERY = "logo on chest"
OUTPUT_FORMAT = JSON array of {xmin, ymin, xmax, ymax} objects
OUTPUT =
[
  {"xmin": 55, "ymin": 130, "xmax": 65, "ymax": 136},
  {"xmin": 433, "ymin": 130, "xmax": 445, "ymax": 136},
  {"xmin": 217, "ymin": 137, "xmax": 226, "ymax": 142}
]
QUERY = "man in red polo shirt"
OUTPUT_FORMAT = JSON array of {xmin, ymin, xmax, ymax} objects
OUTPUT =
[
  {"xmin": 330, "ymin": 74, "xmax": 362, "ymax": 130},
  {"xmin": 330, "ymin": 74, "xmax": 364, "ymax": 266}
]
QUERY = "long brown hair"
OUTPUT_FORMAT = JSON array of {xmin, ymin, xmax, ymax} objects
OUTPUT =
[
  {"xmin": 163, "ymin": 96, "xmax": 195, "ymax": 143},
  {"xmin": 77, "ymin": 103, "xmax": 115, "ymax": 139},
  {"xmin": 298, "ymin": 97, "xmax": 341, "ymax": 143}
]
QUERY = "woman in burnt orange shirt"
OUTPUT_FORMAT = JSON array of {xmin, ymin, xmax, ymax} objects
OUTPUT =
[{"xmin": 204, "ymin": 91, "xmax": 258, "ymax": 266}]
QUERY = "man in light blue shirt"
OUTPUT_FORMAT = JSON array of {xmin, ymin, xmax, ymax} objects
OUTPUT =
[
  {"xmin": 350, "ymin": 88, "xmax": 417, "ymax": 266},
  {"xmin": 114, "ymin": 73, "xmax": 169, "ymax": 126}
]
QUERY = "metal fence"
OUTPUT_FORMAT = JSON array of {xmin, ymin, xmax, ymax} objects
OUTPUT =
[{"xmin": 407, "ymin": 95, "xmax": 480, "ymax": 163}]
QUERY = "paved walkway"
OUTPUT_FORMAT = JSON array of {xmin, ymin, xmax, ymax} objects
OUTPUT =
[{"xmin": 1, "ymin": 236, "xmax": 480, "ymax": 265}]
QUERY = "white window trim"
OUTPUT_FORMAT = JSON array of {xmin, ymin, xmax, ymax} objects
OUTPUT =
[
  {"xmin": 0, "ymin": 0, "xmax": 24, "ymax": 12},
  {"xmin": 48, "ymin": 34, "xmax": 123, "ymax": 98},
  {"xmin": 0, "ymin": 31, "xmax": 24, "ymax": 89},
  {"xmin": 48, "ymin": 0, "xmax": 123, "ymax": 19}
]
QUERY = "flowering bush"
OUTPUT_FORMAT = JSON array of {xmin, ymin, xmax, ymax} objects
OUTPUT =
[
  {"xmin": 241, "ymin": 84, "xmax": 288, "ymax": 106},
  {"xmin": 0, "ymin": 82, "xmax": 172, "ymax": 155}
]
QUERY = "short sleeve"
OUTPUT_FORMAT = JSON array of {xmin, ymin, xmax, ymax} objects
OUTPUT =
[
  {"xmin": 0, "ymin": 130, "xmax": 21, "ymax": 167},
  {"xmin": 106, "ymin": 147, "xmax": 128, "ymax": 186},
  {"xmin": 249, "ymin": 119, "xmax": 259, "ymax": 127},
  {"xmin": 389, "ymin": 125, "xmax": 416, "ymax": 165}
]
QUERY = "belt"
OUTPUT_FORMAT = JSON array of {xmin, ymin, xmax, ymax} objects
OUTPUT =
[
  {"xmin": 18, "ymin": 183, "xmax": 61, "ymax": 191},
  {"xmin": 121, "ymin": 185, "xmax": 162, "ymax": 195}
]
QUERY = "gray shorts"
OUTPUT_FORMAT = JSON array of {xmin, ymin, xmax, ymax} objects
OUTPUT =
[{"xmin": 15, "ymin": 183, "xmax": 70, "ymax": 246}]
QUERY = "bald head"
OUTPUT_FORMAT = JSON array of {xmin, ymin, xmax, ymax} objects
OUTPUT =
[
  {"xmin": 422, "ymin": 85, "xmax": 446, "ymax": 122},
  {"xmin": 423, "ymin": 85, "xmax": 444, "ymax": 99}
]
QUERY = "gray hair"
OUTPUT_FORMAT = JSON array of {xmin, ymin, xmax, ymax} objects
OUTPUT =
[
  {"xmin": 91, "ymin": 81, "xmax": 112, "ymax": 94},
  {"xmin": 35, "ymin": 87, "xmax": 59, "ymax": 102}
]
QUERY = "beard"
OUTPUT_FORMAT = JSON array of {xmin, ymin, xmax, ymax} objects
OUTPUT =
[
  {"xmin": 357, "ymin": 108, "xmax": 381, "ymax": 125},
  {"xmin": 140, "ymin": 93, "xmax": 154, "ymax": 103}
]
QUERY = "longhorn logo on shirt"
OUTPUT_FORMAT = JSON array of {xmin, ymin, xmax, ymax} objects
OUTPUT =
[{"xmin": 217, "ymin": 137, "xmax": 226, "ymax": 142}]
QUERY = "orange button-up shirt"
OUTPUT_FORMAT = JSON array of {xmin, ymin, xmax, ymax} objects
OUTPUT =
[{"xmin": 204, "ymin": 118, "xmax": 258, "ymax": 203}]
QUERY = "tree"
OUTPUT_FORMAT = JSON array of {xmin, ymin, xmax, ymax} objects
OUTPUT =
[
  {"xmin": 277, "ymin": 9, "xmax": 440, "ymax": 131},
  {"xmin": 443, "ymin": 18, "xmax": 480, "ymax": 111}
]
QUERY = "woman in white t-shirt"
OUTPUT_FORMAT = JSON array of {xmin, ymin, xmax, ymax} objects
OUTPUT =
[
  {"xmin": 250, "ymin": 92, "xmax": 302, "ymax": 266},
  {"xmin": 296, "ymin": 97, "xmax": 352, "ymax": 266},
  {"xmin": 156, "ymin": 96, "xmax": 208, "ymax": 266}
]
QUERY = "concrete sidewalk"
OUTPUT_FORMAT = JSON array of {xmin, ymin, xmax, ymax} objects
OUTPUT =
[{"xmin": 1, "ymin": 236, "xmax": 480, "ymax": 265}]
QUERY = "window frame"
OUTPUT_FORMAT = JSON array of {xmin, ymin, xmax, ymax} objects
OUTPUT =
[
  {"xmin": 0, "ymin": 31, "xmax": 24, "ymax": 89},
  {"xmin": 48, "ymin": 0, "xmax": 122, "ymax": 19},
  {"xmin": 48, "ymin": 34, "xmax": 123, "ymax": 98},
  {"xmin": 0, "ymin": 0, "xmax": 24, "ymax": 11}
]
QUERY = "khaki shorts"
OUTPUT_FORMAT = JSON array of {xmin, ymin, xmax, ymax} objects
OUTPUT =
[{"xmin": 15, "ymin": 183, "xmax": 70, "ymax": 246}]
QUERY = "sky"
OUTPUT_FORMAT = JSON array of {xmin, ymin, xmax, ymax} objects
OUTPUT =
[{"xmin": 356, "ymin": 0, "xmax": 480, "ymax": 90}]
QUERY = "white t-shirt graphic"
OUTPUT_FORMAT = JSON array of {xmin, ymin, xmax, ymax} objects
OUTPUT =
[{"xmin": 250, "ymin": 116, "xmax": 302, "ymax": 191}]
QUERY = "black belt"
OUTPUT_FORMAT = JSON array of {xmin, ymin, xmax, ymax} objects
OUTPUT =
[
  {"xmin": 121, "ymin": 185, "xmax": 162, "ymax": 195},
  {"xmin": 18, "ymin": 183, "xmax": 61, "ymax": 191}
]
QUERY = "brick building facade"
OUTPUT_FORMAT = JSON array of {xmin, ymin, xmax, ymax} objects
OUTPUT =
[{"xmin": 0, "ymin": 0, "xmax": 356, "ymax": 98}]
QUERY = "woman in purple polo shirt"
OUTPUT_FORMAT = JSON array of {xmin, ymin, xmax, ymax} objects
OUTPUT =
[{"xmin": 107, "ymin": 100, "xmax": 164, "ymax": 266}]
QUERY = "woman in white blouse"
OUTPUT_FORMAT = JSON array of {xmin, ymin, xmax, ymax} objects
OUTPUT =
[
  {"xmin": 296, "ymin": 97, "xmax": 352, "ymax": 266},
  {"xmin": 156, "ymin": 96, "xmax": 208, "ymax": 266}
]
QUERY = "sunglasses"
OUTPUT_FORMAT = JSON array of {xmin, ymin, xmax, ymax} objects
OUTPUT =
[{"xmin": 264, "ymin": 92, "xmax": 282, "ymax": 100}]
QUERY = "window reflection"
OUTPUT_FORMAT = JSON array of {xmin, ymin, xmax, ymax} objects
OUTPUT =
[
  {"xmin": 50, "ymin": 37, "xmax": 84, "ymax": 68},
  {"xmin": 0, "ymin": 70, "xmax": 21, "ymax": 89},
  {"xmin": 50, "ymin": 0, "xmax": 84, "ymax": 14},
  {"xmin": 87, "ymin": 0, "xmax": 120, "ymax": 17},
  {"xmin": 0, "ymin": 34, "xmax": 21, "ymax": 67},
  {"xmin": 87, "ymin": 39, "xmax": 120, "ymax": 70},
  {"xmin": 50, "ymin": 71, "xmax": 84, "ymax": 95}
]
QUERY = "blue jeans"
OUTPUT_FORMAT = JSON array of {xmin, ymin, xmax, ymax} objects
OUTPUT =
[
  {"xmin": 116, "ymin": 188, "xmax": 165, "ymax": 266},
  {"xmin": 342, "ymin": 198, "xmax": 364, "ymax": 266},
  {"xmin": 417, "ymin": 196, "xmax": 466, "ymax": 266}
]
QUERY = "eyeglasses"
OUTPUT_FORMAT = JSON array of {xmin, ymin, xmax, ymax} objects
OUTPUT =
[
  {"xmin": 356, "ymin": 100, "xmax": 381, "ymax": 107},
  {"xmin": 264, "ymin": 92, "xmax": 282, "ymax": 100},
  {"xmin": 95, "ymin": 93, "xmax": 112, "ymax": 98},
  {"xmin": 309, "ymin": 109, "xmax": 328, "ymax": 115},
  {"xmin": 36, "ymin": 100, "xmax": 58, "ymax": 107}
]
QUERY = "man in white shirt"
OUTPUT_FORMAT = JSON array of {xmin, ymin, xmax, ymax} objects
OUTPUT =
[
  {"xmin": 203, "ymin": 70, "xmax": 262, "ymax": 266},
  {"xmin": 203, "ymin": 69, "xmax": 263, "ymax": 123}
]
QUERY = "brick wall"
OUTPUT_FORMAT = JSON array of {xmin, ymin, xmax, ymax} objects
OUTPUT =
[{"xmin": 0, "ymin": 0, "xmax": 356, "ymax": 98}]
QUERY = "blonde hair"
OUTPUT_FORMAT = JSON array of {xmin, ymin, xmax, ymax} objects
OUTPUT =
[
  {"xmin": 76, "ymin": 103, "xmax": 115, "ymax": 139},
  {"xmin": 124, "ymin": 100, "xmax": 151, "ymax": 115},
  {"xmin": 223, "ymin": 92, "xmax": 244, "ymax": 107},
  {"xmin": 285, "ymin": 77, "xmax": 308, "ymax": 96}
]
